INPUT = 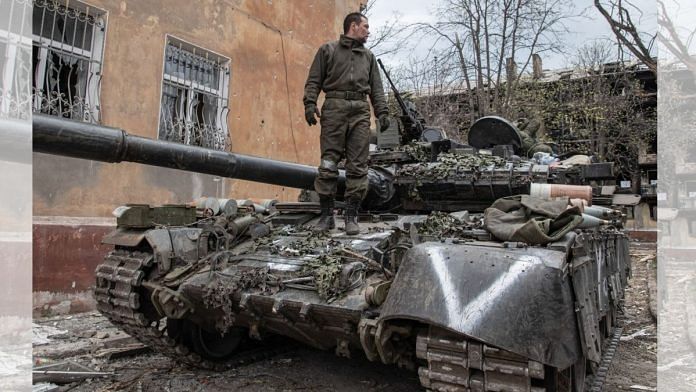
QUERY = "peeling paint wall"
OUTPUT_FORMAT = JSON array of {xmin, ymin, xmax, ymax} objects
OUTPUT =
[
  {"xmin": 32, "ymin": 217, "xmax": 115, "ymax": 312},
  {"xmin": 33, "ymin": 0, "xmax": 362, "ymax": 217},
  {"xmin": 32, "ymin": 218, "xmax": 115, "ymax": 293}
]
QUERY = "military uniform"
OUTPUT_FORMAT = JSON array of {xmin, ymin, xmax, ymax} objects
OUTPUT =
[{"xmin": 303, "ymin": 34, "xmax": 388, "ymax": 201}]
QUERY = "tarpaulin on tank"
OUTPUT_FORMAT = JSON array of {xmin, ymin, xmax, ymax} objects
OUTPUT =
[
  {"xmin": 484, "ymin": 195, "xmax": 582, "ymax": 245},
  {"xmin": 379, "ymin": 242, "xmax": 581, "ymax": 369}
]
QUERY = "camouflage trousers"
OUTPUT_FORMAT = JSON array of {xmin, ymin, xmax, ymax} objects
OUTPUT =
[{"xmin": 314, "ymin": 98, "xmax": 371, "ymax": 200}]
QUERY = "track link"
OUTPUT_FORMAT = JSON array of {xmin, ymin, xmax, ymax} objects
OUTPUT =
[
  {"xmin": 586, "ymin": 326, "xmax": 623, "ymax": 392},
  {"xmin": 416, "ymin": 326, "xmax": 547, "ymax": 392},
  {"xmin": 94, "ymin": 249, "xmax": 292, "ymax": 370}
]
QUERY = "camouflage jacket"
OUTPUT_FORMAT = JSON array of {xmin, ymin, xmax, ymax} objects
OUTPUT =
[{"xmin": 303, "ymin": 34, "xmax": 388, "ymax": 117}]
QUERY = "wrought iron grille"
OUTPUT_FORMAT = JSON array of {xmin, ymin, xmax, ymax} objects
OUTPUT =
[
  {"xmin": 158, "ymin": 40, "xmax": 230, "ymax": 151},
  {"xmin": 31, "ymin": 0, "xmax": 105, "ymax": 123},
  {"xmin": 0, "ymin": 0, "xmax": 33, "ymax": 120}
]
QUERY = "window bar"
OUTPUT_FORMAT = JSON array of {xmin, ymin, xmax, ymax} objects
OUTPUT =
[
  {"xmin": 70, "ymin": 4, "xmax": 78, "ymax": 50},
  {"xmin": 192, "ymin": 46, "xmax": 198, "ymax": 86},
  {"xmin": 49, "ymin": 0, "xmax": 57, "ymax": 49},
  {"xmin": 6, "ymin": 0, "xmax": 15, "ymax": 39},
  {"xmin": 66, "ymin": 56, "xmax": 76, "ymax": 117},
  {"xmin": 19, "ymin": 0, "xmax": 29, "ymax": 42},
  {"xmin": 177, "ymin": 85, "xmax": 186, "ymax": 143},
  {"xmin": 177, "ymin": 42, "xmax": 183, "ymax": 80},
  {"xmin": 85, "ymin": 63, "xmax": 95, "ymax": 122},
  {"xmin": 81, "ymin": 6, "xmax": 89, "ymax": 52},
  {"xmin": 185, "ymin": 88, "xmax": 193, "ymax": 145}
]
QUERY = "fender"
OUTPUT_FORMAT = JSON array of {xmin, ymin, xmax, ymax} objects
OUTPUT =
[
  {"xmin": 378, "ymin": 241, "xmax": 581, "ymax": 369},
  {"xmin": 102, "ymin": 228, "xmax": 147, "ymax": 247}
]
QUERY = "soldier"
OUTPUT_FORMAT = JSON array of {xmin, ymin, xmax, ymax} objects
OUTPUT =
[{"xmin": 303, "ymin": 12, "xmax": 390, "ymax": 235}]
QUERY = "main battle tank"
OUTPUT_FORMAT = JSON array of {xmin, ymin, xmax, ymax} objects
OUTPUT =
[{"xmin": 33, "ymin": 101, "xmax": 630, "ymax": 391}]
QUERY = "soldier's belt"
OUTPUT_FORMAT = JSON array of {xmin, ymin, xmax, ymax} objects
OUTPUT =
[{"xmin": 325, "ymin": 91, "xmax": 367, "ymax": 101}]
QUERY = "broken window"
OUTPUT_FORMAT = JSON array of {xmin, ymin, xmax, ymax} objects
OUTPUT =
[
  {"xmin": 31, "ymin": 0, "xmax": 106, "ymax": 123},
  {"xmin": 158, "ymin": 38, "xmax": 230, "ymax": 151}
]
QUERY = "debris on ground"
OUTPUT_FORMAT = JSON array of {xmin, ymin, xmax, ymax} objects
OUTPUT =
[
  {"xmin": 33, "ymin": 360, "xmax": 113, "ymax": 384},
  {"xmin": 605, "ymin": 243, "xmax": 658, "ymax": 391},
  {"xmin": 32, "ymin": 383, "xmax": 59, "ymax": 392},
  {"xmin": 33, "ymin": 324, "xmax": 68, "ymax": 346}
]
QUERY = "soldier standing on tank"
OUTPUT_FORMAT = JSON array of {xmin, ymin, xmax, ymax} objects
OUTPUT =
[{"xmin": 303, "ymin": 12, "xmax": 390, "ymax": 235}]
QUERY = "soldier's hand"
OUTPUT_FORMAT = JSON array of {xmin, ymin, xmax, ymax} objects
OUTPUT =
[
  {"xmin": 305, "ymin": 104, "xmax": 320, "ymax": 126},
  {"xmin": 378, "ymin": 114, "xmax": 390, "ymax": 132}
]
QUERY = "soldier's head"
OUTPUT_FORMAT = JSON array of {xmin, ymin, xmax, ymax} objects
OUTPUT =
[{"xmin": 344, "ymin": 12, "xmax": 369, "ymax": 44}]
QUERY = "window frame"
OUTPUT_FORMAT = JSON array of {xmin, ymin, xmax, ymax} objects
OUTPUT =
[{"xmin": 157, "ymin": 35, "xmax": 231, "ymax": 151}]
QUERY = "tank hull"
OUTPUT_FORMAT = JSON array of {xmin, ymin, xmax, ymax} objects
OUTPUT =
[{"xmin": 95, "ymin": 212, "xmax": 629, "ymax": 391}]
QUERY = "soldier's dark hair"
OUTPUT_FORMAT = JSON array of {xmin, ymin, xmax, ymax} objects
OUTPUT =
[{"xmin": 343, "ymin": 12, "xmax": 366, "ymax": 34}]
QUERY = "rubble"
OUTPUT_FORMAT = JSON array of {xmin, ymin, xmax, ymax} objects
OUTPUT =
[
  {"xmin": 33, "ymin": 360, "xmax": 113, "ymax": 384},
  {"xmin": 30, "ymin": 312, "xmax": 421, "ymax": 391}
]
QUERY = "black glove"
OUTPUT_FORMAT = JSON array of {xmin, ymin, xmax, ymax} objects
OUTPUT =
[
  {"xmin": 305, "ymin": 104, "xmax": 320, "ymax": 126},
  {"xmin": 378, "ymin": 114, "xmax": 390, "ymax": 132}
]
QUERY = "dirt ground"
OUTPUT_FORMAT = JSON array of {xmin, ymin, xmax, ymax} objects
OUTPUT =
[
  {"xmin": 655, "ymin": 249, "xmax": 696, "ymax": 391},
  {"xmin": 604, "ymin": 242, "xmax": 657, "ymax": 391},
  {"xmin": 32, "ymin": 242, "xmax": 657, "ymax": 392}
]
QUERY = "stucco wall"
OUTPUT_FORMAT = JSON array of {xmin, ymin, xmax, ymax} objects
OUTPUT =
[{"xmin": 33, "ymin": 0, "xmax": 362, "ymax": 217}]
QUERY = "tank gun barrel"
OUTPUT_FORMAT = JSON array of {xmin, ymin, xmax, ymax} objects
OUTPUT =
[{"xmin": 32, "ymin": 114, "xmax": 342, "ymax": 190}]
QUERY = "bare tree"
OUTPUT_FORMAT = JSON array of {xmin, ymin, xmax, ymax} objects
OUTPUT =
[
  {"xmin": 594, "ymin": 0, "xmax": 657, "ymax": 74},
  {"xmin": 574, "ymin": 39, "xmax": 615, "ymax": 70},
  {"xmin": 657, "ymin": 0, "xmax": 696, "ymax": 74},
  {"xmin": 361, "ymin": 0, "xmax": 417, "ymax": 57},
  {"xmin": 410, "ymin": 0, "xmax": 573, "ymax": 119}
]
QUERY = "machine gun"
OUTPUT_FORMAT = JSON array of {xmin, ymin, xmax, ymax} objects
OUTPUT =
[{"xmin": 377, "ymin": 59, "xmax": 425, "ymax": 143}]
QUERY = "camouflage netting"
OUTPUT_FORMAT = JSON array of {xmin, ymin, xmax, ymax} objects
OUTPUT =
[
  {"xmin": 247, "ymin": 228, "xmax": 363, "ymax": 301},
  {"xmin": 203, "ymin": 263, "xmax": 281, "ymax": 332},
  {"xmin": 397, "ymin": 152, "xmax": 507, "ymax": 180},
  {"xmin": 398, "ymin": 143, "xmax": 431, "ymax": 162},
  {"xmin": 418, "ymin": 211, "xmax": 481, "ymax": 240},
  {"xmin": 251, "ymin": 230, "xmax": 340, "ymax": 257},
  {"xmin": 300, "ymin": 254, "xmax": 344, "ymax": 301}
]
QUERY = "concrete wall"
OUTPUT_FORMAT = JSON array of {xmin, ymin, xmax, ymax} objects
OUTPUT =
[{"xmin": 34, "ymin": 0, "xmax": 362, "ymax": 217}]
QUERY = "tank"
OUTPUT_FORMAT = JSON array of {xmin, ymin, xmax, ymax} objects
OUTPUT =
[{"xmin": 33, "ymin": 110, "xmax": 631, "ymax": 392}]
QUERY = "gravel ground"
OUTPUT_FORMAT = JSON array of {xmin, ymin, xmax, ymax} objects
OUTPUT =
[{"xmin": 32, "ymin": 242, "xmax": 658, "ymax": 391}]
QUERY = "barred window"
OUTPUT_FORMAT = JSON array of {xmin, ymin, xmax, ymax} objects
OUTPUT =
[
  {"xmin": 0, "ymin": 0, "xmax": 32, "ymax": 120},
  {"xmin": 158, "ymin": 37, "xmax": 230, "ymax": 151},
  {"xmin": 31, "ymin": 0, "xmax": 106, "ymax": 123}
]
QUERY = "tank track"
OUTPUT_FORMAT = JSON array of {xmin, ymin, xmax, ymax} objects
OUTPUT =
[
  {"xmin": 93, "ymin": 249, "xmax": 293, "ymax": 370},
  {"xmin": 417, "ymin": 325, "xmax": 625, "ymax": 392},
  {"xmin": 416, "ymin": 326, "xmax": 547, "ymax": 391},
  {"xmin": 586, "ymin": 326, "xmax": 623, "ymax": 392}
]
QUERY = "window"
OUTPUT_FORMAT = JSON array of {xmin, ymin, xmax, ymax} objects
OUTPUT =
[
  {"xmin": 31, "ymin": 0, "xmax": 106, "ymax": 123},
  {"xmin": 687, "ymin": 181, "xmax": 696, "ymax": 198},
  {"xmin": 689, "ymin": 219, "xmax": 696, "ymax": 238},
  {"xmin": 158, "ymin": 37, "xmax": 230, "ymax": 151},
  {"xmin": 0, "ymin": 0, "xmax": 32, "ymax": 120}
]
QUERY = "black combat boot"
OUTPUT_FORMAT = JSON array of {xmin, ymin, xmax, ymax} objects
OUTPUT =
[
  {"xmin": 344, "ymin": 198, "xmax": 361, "ymax": 235},
  {"xmin": 314, "ymin": 195, "xmax": 335, "ymax": 232}
]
